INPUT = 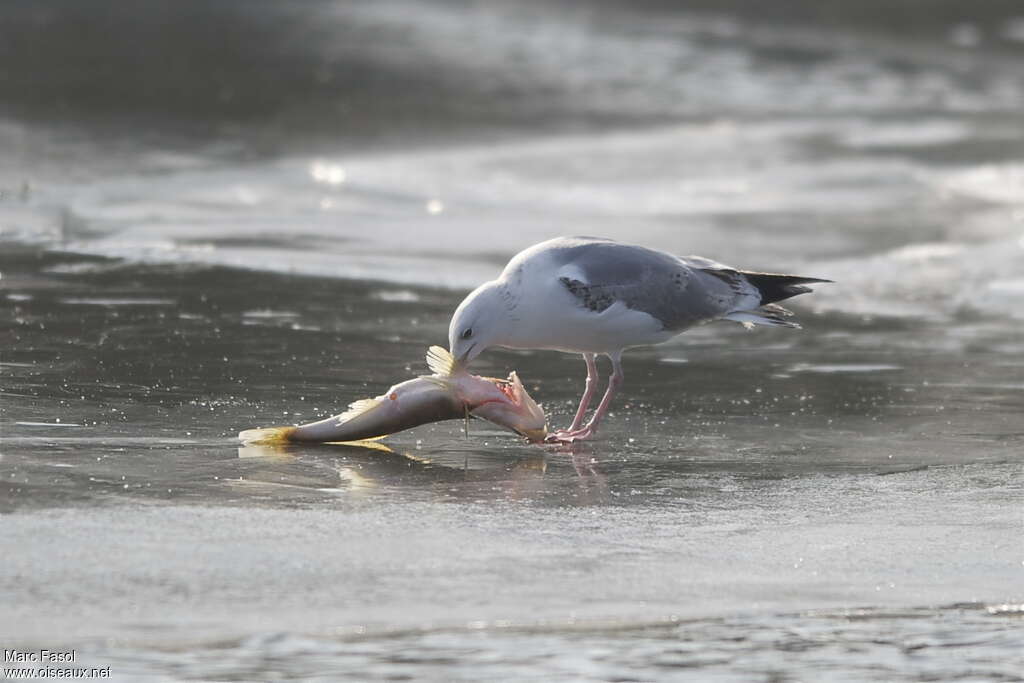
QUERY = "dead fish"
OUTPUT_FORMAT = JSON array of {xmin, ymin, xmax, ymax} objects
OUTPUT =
[{"xmin": 238, "ymin": 346, "xmax": 547, "ymax": 444}]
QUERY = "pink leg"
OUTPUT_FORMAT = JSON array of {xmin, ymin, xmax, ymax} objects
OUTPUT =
[
  {"xmin": 568, "ymin": 353, "xmax": 599, "ymax": 432},
  {"xmin": 549, "ymin": 352, "xmax": 624, "ymax": 443},
  {"xmin": 546, "ymin": 353, "xmax": 598, "ymax": 442}
]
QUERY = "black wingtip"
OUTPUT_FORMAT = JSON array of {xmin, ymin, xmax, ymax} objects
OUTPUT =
[{"xmin": 740, "ymin": 271, "xmax": 832, "ymax": 305}]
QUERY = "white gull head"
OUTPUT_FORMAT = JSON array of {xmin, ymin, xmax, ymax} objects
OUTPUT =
[{"xmin": 448, "ymin": 280, "xmax": 513, "ymax": 365}]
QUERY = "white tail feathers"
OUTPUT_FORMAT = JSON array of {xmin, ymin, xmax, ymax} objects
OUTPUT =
[
  {"xmin": 724, "ymin": 304, "xmax": 801, "ymax": 330},
  {"xmin": 425, "ymin": 345, "xmax": 457, "ymax": 376}
]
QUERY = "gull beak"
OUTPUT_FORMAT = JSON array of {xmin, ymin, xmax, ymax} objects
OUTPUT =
[{"xmin": 458, "ymin": 343, "xmax": 477, "ymax": 365}]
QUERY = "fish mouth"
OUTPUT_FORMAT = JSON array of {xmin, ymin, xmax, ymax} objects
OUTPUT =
[{"xmin": 472, "ymin": 371, "xmax": 548, "ymax": 442}]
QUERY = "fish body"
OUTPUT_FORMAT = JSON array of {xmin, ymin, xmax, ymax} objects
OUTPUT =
[
  {"xmin": 281, "ymin": 376, "xmax": 462, "ymax": 443},
  {"xmin": 239, "ymin": 347, "xmax": 547, "ymax": 445}
]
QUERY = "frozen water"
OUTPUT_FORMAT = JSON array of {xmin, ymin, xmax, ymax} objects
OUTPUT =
[{"xmin": 1, "ymin": 0, "xmax": 1022, "ymax": 679}]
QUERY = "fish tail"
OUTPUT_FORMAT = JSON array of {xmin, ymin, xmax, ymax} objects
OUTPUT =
[{"xmin": 238, "ymin": 426, "xmax": 297, "ymax": 444}]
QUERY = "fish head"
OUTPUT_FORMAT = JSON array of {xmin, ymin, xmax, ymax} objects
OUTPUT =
[
  {"xmin": 424, "ymin": 346, "xmax": 547, "ymax": 442},
  {"xmin": 469, "ymin": 371, "xmax": 548, "ymax": 442}
]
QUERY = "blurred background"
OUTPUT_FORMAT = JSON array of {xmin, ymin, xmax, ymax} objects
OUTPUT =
[
  {"xmin": 1, "ymin": 2, "xmax": 1022, "ymax": 680},
  {"xmin": 3, "ymin": 0, "xmax": 1024, "ymax": 155},
  {"xmin": 2, "ymin": 0, "xmax": 1023, "ymax": 299}
]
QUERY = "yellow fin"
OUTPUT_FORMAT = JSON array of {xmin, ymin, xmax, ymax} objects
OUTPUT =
[
  {"xmin": 326, "ymin": 439, "xmax": 395, "ymax": 451},
  {"xmin": 425, "ymin": 345, "xmax": 456, "ymax": 377},
  {"xmin": 238, "ymin": 426, "xmax": 296, "ymax": 445},
  {"xmin": 337, "ymin": 398, "xmax": 381, "ymax": 423}
]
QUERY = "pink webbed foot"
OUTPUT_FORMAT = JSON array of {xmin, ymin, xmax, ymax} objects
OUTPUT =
[
  {"xmin": 545, "ymin": 352, "xmax": 623, "ymax": 446},
  {"xmin": 544, "ymin": 426, "xmax": 598, "ymax": 444}
]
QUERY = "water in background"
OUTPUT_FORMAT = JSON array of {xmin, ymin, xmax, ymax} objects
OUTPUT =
[{"xmin": 2, "ymin": 1, "xmax": 1022, "ymax": 680}]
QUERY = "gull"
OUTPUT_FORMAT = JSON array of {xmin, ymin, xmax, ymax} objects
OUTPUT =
[{"xmin": 448, "ymin": 236, "xmax": 830, "ymax": 443}]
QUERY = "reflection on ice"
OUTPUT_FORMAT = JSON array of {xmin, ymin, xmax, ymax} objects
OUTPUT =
[
  {"xmin": 58, "ymin": 297, "xmax": 177, "ymax": 306},
  {"xmin": 15, "ymin": 421, "xmax": 84, "ymax": 428},
  {"xmin": 21, "ymin": 116, "xmax": 1023, "ymax": 326},
  {"xmin": 942, "ymin": 163, "xmax": 1024, "ymax": 203},
  {"xmin": 309, "ymin": 160, "xmax": 346, "ymax": 186},
  {"xmin": 788, "ymin": 363, "xmax": 902, "ymax": 374}
]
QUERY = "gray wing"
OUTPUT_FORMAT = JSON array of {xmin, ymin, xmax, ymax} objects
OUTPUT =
[{"xmin": 544, "ymin": 237, "xmax": 759, "ymax": 331}]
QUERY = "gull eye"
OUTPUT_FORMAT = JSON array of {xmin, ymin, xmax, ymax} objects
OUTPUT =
[{"xmin": 461, "ymin": 328, "xmax": 473, "ymax": 340}]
